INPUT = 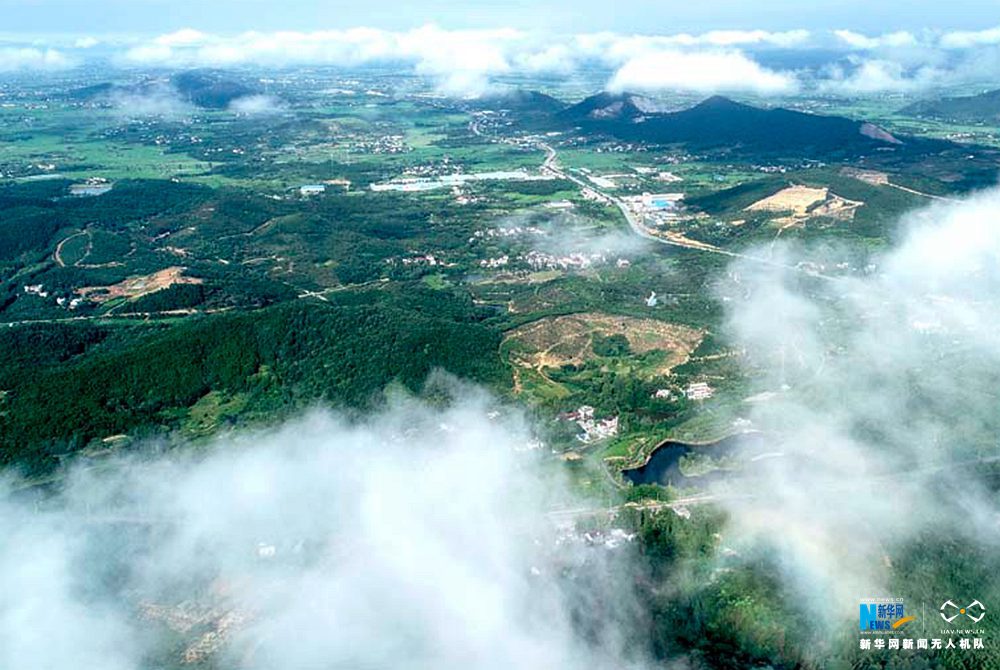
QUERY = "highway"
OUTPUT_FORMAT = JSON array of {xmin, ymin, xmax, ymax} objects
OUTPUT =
[{"xmin": 534, "ymin": 140, "xmax": 835, "ymax": 279}]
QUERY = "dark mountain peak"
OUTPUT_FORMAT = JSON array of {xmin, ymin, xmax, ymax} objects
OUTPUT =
[
  {"xmin": 481, "ymin": 89, "xmax": 565, "ymax": 113},
  {"xmin": 692, "ymin": 95, "xmax": 745, "ymax": 111},
  {"xmin": 171, "ymin": 70, "xmax": 258, "ymax": 109},
  {"xmin": 559, "ymin": 91, "xmax": 655, "ymax": 122},
  {"xmin": 67, "ymin": 71, "xmax": 263, "ymax": 111},
  {"xmin": 550, "ymin": 93, "xmax": 921, "ymax": 157}
]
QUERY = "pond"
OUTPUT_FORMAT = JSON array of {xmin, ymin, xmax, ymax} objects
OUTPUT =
[{"xmin": 621, "ymin": 432, "xmax": 768, "ymax": 488}]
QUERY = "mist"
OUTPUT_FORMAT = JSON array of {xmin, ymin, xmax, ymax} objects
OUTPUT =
[
  {"xmin": 228, "ymin": 94, "xmax": 285, "ymax": 116},
  {"xmin": 0, "ymin": 378, "xmax": 647, "ymax": 670},
  {"xmin": 714, "ymin": 186, "xmax": 1000, "ymax": 620},
  {"xmin": 105, "ymin": 83, "xmax": 195, "ymax": 118}
]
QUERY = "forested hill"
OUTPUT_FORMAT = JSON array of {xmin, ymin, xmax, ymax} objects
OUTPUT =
[
  {"xmin": 901, "ymin": 89, "xmax": 1000, "ymax": 124},
  {"xmin": 0, "ymin": 300, "xmax": 507, "ymax": 474},
  {"xmin": 551, "ymin": 93, "xmax": 939, "ymax": 158}
]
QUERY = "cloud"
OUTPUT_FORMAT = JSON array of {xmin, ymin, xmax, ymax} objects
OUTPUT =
[
  {"xmin": 833, "ymin": 29, "xmax": 918, "ymax": 50},
  {"xmin": 818, "ymin": 57, "xmax": 945, "ymax": 93},
  {"xmin": 715, "ymin": 187, "xmax": 1000, "ymax": 618},
  {"xmin": 608, "ymin": 49, "xmax": 799, "ymax": 94},
  {"xmin": 940, "ymin": 25, "xmax": 1000, "ymax": 48},
  {"xmin": 110, "ymin": 26, "xmax": 818, "ymax": 97},
  {"xmin": 669, "ymin": 29, "xmax": 811, "ymax": 48},
  {"xmin": 0, "ymin": 379, "xmax": 647, "ymax": 669},
  {"xmin": 154, "ymin": 27, "xmax": 210, "ymax": 47},
  {"xmin": 228, "ymin": 93, "xmax": 284, "ymax": 115},
  {"xmin": 0, "ymin": 46, "xmax": 72, "ymax": 71},
  {"xmin": 104, "ymin": 83, "xmax": 195, "ymax": 118},
  {"xmin": 10, "ymin": 24, "xmax": 1000, "ymax": 97},
  {"xmin": 120, "ymin": 25, "xmax": 520, "ymax": 96}
]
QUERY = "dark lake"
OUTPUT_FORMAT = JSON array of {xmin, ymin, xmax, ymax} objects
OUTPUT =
[{"xmin": 621, "ymin": 432, "xmax": 767, "ymax": 488}]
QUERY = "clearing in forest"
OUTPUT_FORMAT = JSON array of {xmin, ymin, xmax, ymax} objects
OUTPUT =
[
  {"xmin": 505, "ymin": 312, "xmax": 703, "ymax": 376},
  {"xmin": 746, "ymin": 184, "xmax": 863, "ymax": 226},
  {"xmin": 77, "ymin": 266, "xmax": 202, "ymax": 303}
]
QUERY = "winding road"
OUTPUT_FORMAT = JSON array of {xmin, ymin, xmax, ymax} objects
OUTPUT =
[{"xmin": 535, "ymin": 140, "xmax": 835, "ymax": 279}]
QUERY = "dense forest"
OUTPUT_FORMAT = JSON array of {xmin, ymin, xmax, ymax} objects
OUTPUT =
[{"xmin": 0, "ymin": 299, "xmax": 507, "ymax": 473}]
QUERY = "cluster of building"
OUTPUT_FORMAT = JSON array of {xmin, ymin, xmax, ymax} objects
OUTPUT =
[
  {"xmin": 684, "ymin": 382, "xmax": 715, "ymax": 401},
  {"xmin": 521, "ymin": 250, "xmax": 609, "ymax": 271},
  {"xmin": 564, "ymin": 405, "xmax": 620, "ymax": 443},
  {"xmin": 479, "ymin": 255, "xmax": 509, "ymax": 269},
  {"xmin": 622, "ymin": 192, "xmax": 686, "ymax": 227},
  {"xmin": 469, "ymin": 225, "xmax": 546, "ymax": 242},
  {"xmin": 23, "ymin": 284, "xmax": 48, "ymax": 298},
  {"xmin": 298, "ymin": 178, "xmax": 352, "ymax": 196},
  {"xmin": 348, "ymin": 134, "xmax": 409, "ymax": 154},
  {"xmin": 388, "ymin": 253, "xmax": 456, "ymax": 268},
  {"xmin": 634, "ymin": 167, "xmax": 684, "ymax": 183},
  {"xmin": 372, "ymin": 169, "xmax": 553, "ymax": 193},
  {"xmin": 23, "ymin": 283, "xmax": 84, "ymax": 309},
  {"xmin": 555, "ymin": 527, "xmax": 637, "ymax": 550},
  {"xmin": 69, "ymin": 178, "xmax": 114, "ymax": 197},
  {"xmin": 182, "ymin": 609, "xmax": 251, "ymax": 664},
  {"xmin": 475, "ymin": 249, "xmax": 632, "ymax": 273}
]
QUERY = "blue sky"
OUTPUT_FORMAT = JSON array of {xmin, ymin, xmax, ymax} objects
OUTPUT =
[{"xmin": 4, "ymin": 0, "xmax": 999, "ymax": 35}]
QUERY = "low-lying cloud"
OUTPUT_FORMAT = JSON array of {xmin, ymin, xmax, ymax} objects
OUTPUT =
[
  {"xmin": 0, "ymin": 379, "xmax": 646, "ymax": 669},
  {"xmin": 607, "ymin": 49, "xmax": 798, "ymax": 95},
  {"xmin": 105, "ymin": 83, "xmax": 196, "ymax": 118},
  {"xmin": 715, "ymin": 186, "xmax": 1000, "ymax": 618},
  {"xmin": 7, "ymin": 23, "xmax": 1000, "ymax": 96},
  {"xmin": 228, "ymin": 93, "xmax": 285, "ymax": 115},
  {"xmin": 0, "ymin": 46, "xmax": 72, "ymax": 72}
]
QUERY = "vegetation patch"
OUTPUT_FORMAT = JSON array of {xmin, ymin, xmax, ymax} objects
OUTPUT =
[{"xmin": 505, "ymin": 312, "xmax": 704, "ymax": 376}]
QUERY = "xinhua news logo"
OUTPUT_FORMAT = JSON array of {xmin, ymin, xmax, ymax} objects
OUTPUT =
[{"xmin": 860, "ymin": 600, "xmax": 914, "ymax": 632}]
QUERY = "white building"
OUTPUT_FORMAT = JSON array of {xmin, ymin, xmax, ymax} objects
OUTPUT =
[{"xmin": 685, "ymin": 382, "xmax": 714, "ymax": 401}]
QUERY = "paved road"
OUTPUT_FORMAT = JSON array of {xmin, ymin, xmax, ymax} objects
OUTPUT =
[{"xmin": 535, "ymin": 141, "xmax": 834, "ymax": 279}]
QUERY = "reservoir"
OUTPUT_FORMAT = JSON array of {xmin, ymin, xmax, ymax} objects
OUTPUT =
[{"xmin": 622, "ymin": 432, "xmax": 766, "ymax": 487}]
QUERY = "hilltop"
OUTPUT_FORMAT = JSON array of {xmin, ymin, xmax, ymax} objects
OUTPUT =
[
  {"xmin": 554, "ymin": 93, "xmax": 907, "ymax": 157},
  {"xmin": 557, "ymin": 91, "xmax": 663, "ymax": 122},
  {"xmin": 478, "ymin": 89, "xmax": 566, "ymax": 114},
  {"xmin": 68, "ymin": 71, "xmax": 263, "ymax": 110},
  {"xmin": 901, "ymin": 89, "xmax": 1000, "ymax": 124}
]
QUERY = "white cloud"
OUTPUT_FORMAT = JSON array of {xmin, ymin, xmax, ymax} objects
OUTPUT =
[
  {"xmin": 833, "ymin": 29, "xmax": 918, "ymax": 50},
  {"xmin": 121, "ymin": 25, "xmax": 519, "ymax": 96},
  {"xmin": 0, "ymin": 47, "xmax": 72, "ymax": 71},
  {"xmin": 940, "ymin": 25, "xmax": 1000, "ymax": 48},
  {"xmin": 567, "ymin": 30, "xmax": 809, "ymax": 68},
  {"xmin": 154, "ymin": 27, "xmax": 210, "ymax": 47},
  {"xmin": 13, "ymin": 23, "xmax": 995, "ymax": 98},
  {"xmin": 819, "ymin": 57, "xmax": 944, "ymax": 93},
  {"xmin": 0, "ymin": 385, "xmax": 645, "ymax": 669},
  {"xmin": 228, "ymin": 93, "xmax": 284, "ymax": 115},
  {"xmin": 670, "ymin": 29, "xmax": 811, "ymax": 48},
  {"xmin": 112, "ymin": 26, "xmax": 815, "ymax": 97},
  {"xmin": 104, "ymin": 83, "xmax": 195, "ymax": 118},
  {"xmin": 716, "ymin": 186, "xmax": 1000, "ymax": 614},
  {"xmin": 73, "ymin": 36, "xmax": 100, "ymax": 49},
  {"xmin": 608, "ymin": 49, "xmax": 798, "ymax": 95}
]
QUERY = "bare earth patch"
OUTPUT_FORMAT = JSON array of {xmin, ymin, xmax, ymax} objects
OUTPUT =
[
  {"xmin": 77, "ymin": 266, "xmax": 202, "ymax": 303},
  {"xmin": 505, "ymin": 312, "xmax": 704, "ymax": 376},
  {"xmin": 747, "ymin": 185, "xmax": 829, "ymax": 214},
  {"xmin": 746, "ymin": 185, "xmax": 863, "ymax": 227},
  {"xmin": 841, "ymin": 167, "xmax": 890, "ymax": 185}
]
